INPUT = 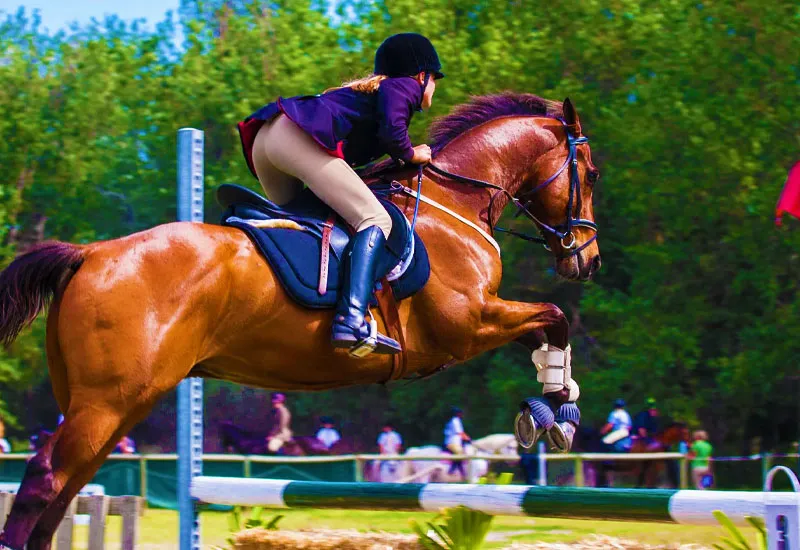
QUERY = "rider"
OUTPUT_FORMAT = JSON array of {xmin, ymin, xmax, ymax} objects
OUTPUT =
[
  {"xmin": 444, "ymin": 407, "xmax": 471, "ymax": 477},
  {"xmin": 265, "ymin": 392, "xmax": 293, "ymax": 454},
  {"xmin": 632, "ymin": 397, "xmax": 660, "ymax": 442},
  {"xmin": 600, "ymin": 398, "xmax": 632, "ymax": 452},
  {"xmin": 236, "ymin": 33, "xmax": 444, "ymax": 357},
  {"xmin": 315, "ymin": 416, "xmax": 341, "ymax": 449}
]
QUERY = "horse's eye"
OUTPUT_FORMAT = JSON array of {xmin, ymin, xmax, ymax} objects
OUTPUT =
[{"xmin": 587, "ymin": 171, "xmax": 600, "ymax": 185}]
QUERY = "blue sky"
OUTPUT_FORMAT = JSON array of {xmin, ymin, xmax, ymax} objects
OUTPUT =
[{"xmin": 1, "ymin": 0, "xmax": 181, "ymax": 33}]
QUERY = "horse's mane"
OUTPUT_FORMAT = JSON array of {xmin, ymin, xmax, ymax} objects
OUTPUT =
[
  {"xmin": 360, "ymin": 92, "xmax": 563, "ymax": 179},
  {"xmin": 430, "ymin": 93, "xmax": 563, "ymax": 154}
]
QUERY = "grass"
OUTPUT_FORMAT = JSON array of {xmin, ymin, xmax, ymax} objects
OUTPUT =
[{"xmin": 69, "ymin": 507, "xmax": 759, "ymax": 549}]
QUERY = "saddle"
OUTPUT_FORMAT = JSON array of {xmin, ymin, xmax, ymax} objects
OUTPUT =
[{"xmin": 217, "ymin": 183, "xmax": 430, "ymax": 310}]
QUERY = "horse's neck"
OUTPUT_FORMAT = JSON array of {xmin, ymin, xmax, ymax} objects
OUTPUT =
[{"xmin": 428, "ymin": 117, "xmax": 553, "ymax": 229}]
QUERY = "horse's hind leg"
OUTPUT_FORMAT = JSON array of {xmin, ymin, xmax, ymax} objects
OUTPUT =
[
  {"xmin": 23, "ymin": 400, "xmax": 155, "ymax": 550},
  {"xmin": 2, "ymin": 315, "xmax": 193, "ymax": 548},
  {"xmin": 0, "ymin": 301, "xmax": 72, "ymax": 548}
]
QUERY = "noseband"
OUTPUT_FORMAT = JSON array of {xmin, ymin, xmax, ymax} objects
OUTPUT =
[{"xmin": 425, "ymin": 126, "xmax": 597, "ymax": 258}]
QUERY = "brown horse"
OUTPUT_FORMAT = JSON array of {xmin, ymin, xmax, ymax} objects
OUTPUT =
[
  {"xmin": 219, "ymin": 421, "xmax": 355, "ymax": 456},
  {"xmin": 583, "ymin": 423, "xmax": 690, "ymax": 488},
  {"xmin": 0, "ymin": 93, "xmax": 600, "ymax": 548}
]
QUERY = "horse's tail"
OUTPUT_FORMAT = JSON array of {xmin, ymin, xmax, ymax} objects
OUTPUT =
[{"xmin": 0, "ymin": 241, "xmax": 84, "ymax": 347}]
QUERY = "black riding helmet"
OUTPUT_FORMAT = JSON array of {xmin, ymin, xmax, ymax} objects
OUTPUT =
[{"xmin": 374, "ymin": 33, "xmax": 444, "ymax": 80}]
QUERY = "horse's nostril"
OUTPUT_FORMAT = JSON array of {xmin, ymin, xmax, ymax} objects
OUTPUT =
[{"xmin": 591, "ymin": 255, "xmax": 602, "ymax": 273}]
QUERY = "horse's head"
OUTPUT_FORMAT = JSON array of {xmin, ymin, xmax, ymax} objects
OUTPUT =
[
  {"xmin": 519, "ymin": 98, "xmax": 601, "ymax": 281},
  {"xmin": 660, "ymin": 422, "xmax": 690, "ymax": 446}
]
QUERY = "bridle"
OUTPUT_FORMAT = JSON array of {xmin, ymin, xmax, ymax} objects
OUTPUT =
[{"xmin": 423, "ymin": 124, "xmax": 598, "ymax": 258}]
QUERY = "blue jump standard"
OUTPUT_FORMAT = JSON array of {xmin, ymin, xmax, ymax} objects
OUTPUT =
[{"xmin": 191, "ymin": 477, "xmax": 797, "ymax": 525}]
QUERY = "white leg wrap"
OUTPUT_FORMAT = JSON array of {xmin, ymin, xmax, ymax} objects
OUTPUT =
[{"xmin": 532, "ymin": 344, "xmax": 578, "ymax": 400}]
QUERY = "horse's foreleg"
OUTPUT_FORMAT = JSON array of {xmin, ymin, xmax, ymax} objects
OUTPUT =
[
  {"xmin": 471, "ymin": 298, "xmax": 577, "ymax": 450},
  {"xmin": 471, "ymin": 298, "xmax": 571, "ymax": 400}
]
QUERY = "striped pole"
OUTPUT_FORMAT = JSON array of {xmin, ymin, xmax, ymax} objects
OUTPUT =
[{"xmin": 191, "ymin": 477, "xmax": 800, "ymax": 526}]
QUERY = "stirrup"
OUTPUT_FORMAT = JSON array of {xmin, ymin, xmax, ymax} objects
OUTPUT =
[{"xmin": 337, "ymin": 319, "xmax": 401, "ymax": 358}]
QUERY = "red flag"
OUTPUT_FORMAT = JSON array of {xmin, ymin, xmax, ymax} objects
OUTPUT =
[{"xmin": 776, "ymin": 161, "xmax": 800, "ymax": 226}]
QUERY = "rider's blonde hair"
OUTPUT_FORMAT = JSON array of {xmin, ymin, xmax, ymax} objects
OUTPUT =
[{"xmin": 326, "ymin": 74, "xmax": 388, "ymax": 94}]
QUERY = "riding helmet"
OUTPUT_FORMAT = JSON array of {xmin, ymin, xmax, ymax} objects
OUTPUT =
[{"xmin": 374, "ymin": 33, "xmax": 444, "ymax": 80}]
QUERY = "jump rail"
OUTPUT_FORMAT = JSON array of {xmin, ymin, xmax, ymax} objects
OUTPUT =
[{"xmin": 190, "ymin": 476, "xmax": 793, "ymax": 526}]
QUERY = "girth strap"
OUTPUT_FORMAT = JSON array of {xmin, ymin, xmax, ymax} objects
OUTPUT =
[{"xmin": 374, "ymin": 280, "xmax": 407, "ymax": 381}]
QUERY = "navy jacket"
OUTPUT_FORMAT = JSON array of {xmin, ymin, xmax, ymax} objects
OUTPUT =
[{"xmin": 238, "ymin": 77, "xmax": 423, "ymax": 178}]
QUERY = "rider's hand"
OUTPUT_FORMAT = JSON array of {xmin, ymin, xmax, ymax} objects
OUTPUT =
[{"xmin": 410, "ymin": 144, "xmax": 432, "ymax": 164}]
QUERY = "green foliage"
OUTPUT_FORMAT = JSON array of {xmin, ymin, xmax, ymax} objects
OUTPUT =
[
  {"xmin": 478, "ymin": 472, "xmax": 514, "ymax": 485},
  {"xmin": 410, "ymin": 506, "xmax": 494, "ymax": 550},
  {"xmin": 226, "ymin": 506, "xmax": 282, "ymax": 544},
  {"xmin": 711, "ymin": 510, "xmax": 766, "ymax": 550},
  {"xmin": 0, "ymin": 0, "xmax": 799, "ymax": 452}
]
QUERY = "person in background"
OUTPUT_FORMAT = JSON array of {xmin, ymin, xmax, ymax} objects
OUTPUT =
[
  {"xmin": 0, "ymin": 418, "xmax": 10, "ymax": 453},
  {"xmin": 633, "ymin": 397, "xmax": 661, "ymax": 442},
  {"xmin": 444, "ymin": 407, "xmax": 471, "ymax": 477},
  {"xmin": 315, "ymin": 416, "xmax": 341, "ymax": 449},
  {"xmin": 519, "ymin": 442, "xmax": 541, "ymax": 486},
  {"xmin": 376, "ymin": 421, "xmax": 403, "ymax": 481},
  {"xmin": 113, "ymin": 435, "xmax": 136, "ymax": 454},
  {"xmin": 377, "ymin": 421, "xmax": 403, "ymax": 455},
  {"xmin": 688, "ymin": 430, "xmax": 713, "ymax": 490},
  {"xmin": 600, "ymin": 398, "xmax": 632, "ymax": 452},
  {"xmin": 265, "ymin": 392, "xmax": 293, "ymax": 454}
]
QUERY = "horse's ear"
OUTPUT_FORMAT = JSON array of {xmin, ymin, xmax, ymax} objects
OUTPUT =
[{"xmin": 562, "ymin": 97, "xmax": 582, "ymax": 135}]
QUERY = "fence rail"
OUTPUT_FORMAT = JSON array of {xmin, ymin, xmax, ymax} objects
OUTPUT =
[{"xmin": 0, "ymin": 451, "xmax": 792, "ymax": 503}]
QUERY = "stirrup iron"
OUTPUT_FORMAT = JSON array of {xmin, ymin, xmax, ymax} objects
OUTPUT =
[{"xmin": 348, "ymin": 318, "xmax": 378, "ymax": 358}]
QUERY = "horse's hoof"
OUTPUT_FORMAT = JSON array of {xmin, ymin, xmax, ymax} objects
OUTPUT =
[
  {"xmin": 514, "ymin": 397, "xmax": 554, "ymax": 448},
  {"xmin": 545, "ymin": 402, "xmax": 580, "ymax": 453},
  {"xmin": 546, "ymin": 421, "xmax": 576, "ymax": 453}
]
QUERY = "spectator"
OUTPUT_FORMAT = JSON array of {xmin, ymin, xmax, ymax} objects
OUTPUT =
[
  {"xmin": 0, "ymin": 418, "xmax": 10, "ymax": 453},
  {"xmin": 315, "ymin": 416, "xmax": 341, "ymax": 449},
  {"xmin": 377, "ymin": 421, "xmax": 403, "ymax": 455},
  {"xmin": 633, "ymin": 397, "xmax": 660, "ymax": 441},
  {"xmin": 600, "ymin": 398, "xmax": 632, "ymax": 451},
  {"xmin": 265, "ymin": 392, "xmax": 293, "ymax": 454},
  {"xmin": 113, "ymin": 435, "xmax": 136, "ymax": 454},
  {"xmin": 689, "ymin": 430, "xmax": 713, "ymax": 490},
  {"xmin": 519, "ymin": 443, "xmax": 541, "ymax": 486},
  {"xmin": 444, "ymin": 407, "xmax": 471, "ymax": 477},
  {"xmin": 443, "ymin": 407, "xmax": 470, "ymax": 453}
]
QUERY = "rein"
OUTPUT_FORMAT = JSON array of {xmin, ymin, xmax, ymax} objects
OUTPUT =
[{"xmin": 419, "ymin": 129, "xmax": 597, "ymax": 258}]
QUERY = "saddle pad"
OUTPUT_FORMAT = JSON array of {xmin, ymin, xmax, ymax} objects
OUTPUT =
[{"xmin": 218, "ymin": 184, "xmax": 430, "ymax": 309}]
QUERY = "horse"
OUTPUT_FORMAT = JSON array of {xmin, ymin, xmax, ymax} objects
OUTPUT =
[
  {"xmin": 219, "ymin": 421, "xmax": 353, "ymax": 456},
  {"xmin": 577, "ymin": 423, "xmax": 689, "ymax": 488},
  {"xmin": 402, "ymin": 442, "xmax": 490, "ymax": 484},
  {"xmin": 0, "ymin": 93, "xmax": 600, "ymax": 547},
  {"xmin": 470, "ymin": 433, "xmax": 520, "ymax": 459},
  {"xmin": 365, "ymin": 435, "xmax": 516, "ymax": 484}
]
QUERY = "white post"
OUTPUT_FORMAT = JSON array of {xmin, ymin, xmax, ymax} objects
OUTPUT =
[
  {"xmin": 764, "ymin": 466, "xmax": 800, "ymax": 550},
  {"xmin": 177, "ymin": 128, "xmax": 204, "ymax": 550}
]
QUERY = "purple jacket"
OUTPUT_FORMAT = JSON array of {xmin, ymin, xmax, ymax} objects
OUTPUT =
[{"xmin": 238, "ymin": 77, "xmax": 423, "ymax": 177}]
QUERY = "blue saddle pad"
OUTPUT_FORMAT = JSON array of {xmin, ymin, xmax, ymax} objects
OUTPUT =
[{"xmin": 217, "ymin": 184, "xmax": 430, "ymax": 309}]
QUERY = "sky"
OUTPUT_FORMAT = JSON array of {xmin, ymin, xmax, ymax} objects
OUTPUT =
[{"xmin": 0, "ymin": 0, "xmax": 181, "ymax": 33}]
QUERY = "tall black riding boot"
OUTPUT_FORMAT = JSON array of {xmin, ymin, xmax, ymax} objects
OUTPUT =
[{"xmin": 331, "ymin": 225, "xmax": 401, "ymax": 357}]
